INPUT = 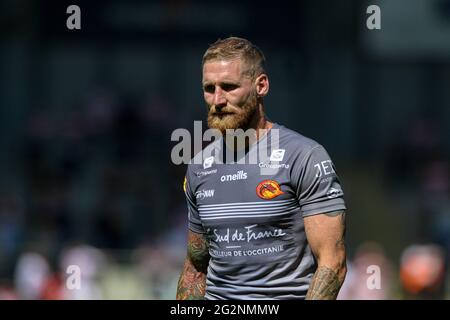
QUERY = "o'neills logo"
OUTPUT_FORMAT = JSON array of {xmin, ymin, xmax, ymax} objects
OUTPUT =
[
  {"xmin": 220, "ymin": 170, "xmax": 247, "ymax": 182},
  {"xmin": 256, "ymin": 180, "xmax": 284, "ymax": 200}
]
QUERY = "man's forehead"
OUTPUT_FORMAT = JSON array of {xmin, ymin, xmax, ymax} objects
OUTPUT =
[{"xmin": 202, "ymin": 59, "xmax": 248, "ymax": 82}]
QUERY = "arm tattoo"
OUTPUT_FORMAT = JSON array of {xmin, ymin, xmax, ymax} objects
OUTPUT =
[
  {"xmin": 187, "ymin": 233, "xmax": 210, "ymax": 273},
  {"xmin": 306, "ymin": 266, "xmax": 341, "ymax": 300},
  {"xmin": 176, "ymin": 232, "xmax": 210, "ymax": 300},
  {"xmin": 176, "ymin": 258, "xmax": 207, "ymax": 300}
]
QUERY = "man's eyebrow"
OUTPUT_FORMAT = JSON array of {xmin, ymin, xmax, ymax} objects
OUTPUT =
[
  {"xmin": 202, "ymin": 80, "xmax": 240, "ymax": 86},
  {"xmin": 221, "ymin": 80, "xmax": 240, "ymax": 85}
]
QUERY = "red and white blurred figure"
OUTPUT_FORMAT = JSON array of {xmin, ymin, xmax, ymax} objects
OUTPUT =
[
  {"xmin": 14, "ymin": 252, "xmax": 51, "ymax": 299},
  {"xmin": 400, "ymin": 244, "xmax": 446, "ymax": 299}
]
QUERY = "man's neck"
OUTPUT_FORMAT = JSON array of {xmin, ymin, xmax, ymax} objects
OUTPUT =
[{"xmin": 254, "ymin": 116, "xmax": 273, "ymax": 140}]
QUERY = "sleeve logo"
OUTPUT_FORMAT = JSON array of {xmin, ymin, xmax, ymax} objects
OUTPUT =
[
  {"xmin": 327, "ymin": 187, "xmax": 343, "ymax": 199},
  {"xmin": 256, "ymin": 180, "xmax": 285, "ymax": 200}
]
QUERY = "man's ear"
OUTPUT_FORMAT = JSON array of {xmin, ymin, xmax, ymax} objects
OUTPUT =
[{"xmin": 255, "ymin": 73, "xmax": 269, "ymax": 97}]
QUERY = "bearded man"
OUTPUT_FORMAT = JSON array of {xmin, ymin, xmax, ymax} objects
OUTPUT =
[{"xmin": 176, "ymin": 37, "xmax": 347, "ymax": 300}]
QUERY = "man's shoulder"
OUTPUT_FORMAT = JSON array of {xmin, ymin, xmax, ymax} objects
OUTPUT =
[
  {"xmin": 275, "ymin": 123, "xmax": 322, "ymax": 152},
  {"xmin": 186, "ymin": 138, "xmax": 223, "ymax": 172}
]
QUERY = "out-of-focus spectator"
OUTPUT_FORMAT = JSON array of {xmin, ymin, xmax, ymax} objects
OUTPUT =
[
  {"xmin": 59, "ymin": 244, "xmax": 106, "ymax": 299},
  {"xmin": 14, "ymin": 251, "xmax": 51, "ymax": 299},
  {"xmin": 399, "ymin": 244, "xmax": 446, "ymax": 299},
  {"xmin": 338, "ymin": 242, "xmax": 394, "ymax": 300}
]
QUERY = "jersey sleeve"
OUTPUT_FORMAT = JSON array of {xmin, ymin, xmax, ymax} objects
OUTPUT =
[
  {"xmin": 184, "ymin": 167, "xmax": 205, "ymax": 234},
  {"xmin": 292, "ymin": 145, "xmax": 346, "ymax": 217}
]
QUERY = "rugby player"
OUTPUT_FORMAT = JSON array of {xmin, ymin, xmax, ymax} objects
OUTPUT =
[{"xmin": 176, "ymin": 37, "xmax": 347, "ymax": 300}]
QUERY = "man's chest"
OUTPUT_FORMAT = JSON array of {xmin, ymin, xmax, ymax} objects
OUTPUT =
[
  {"xmin": 192, "ymin": 162, "xmax": 302, "ymax": 234},
  {"xmin": 193, "ymin": 163, "xmax": 294, "ymax": 205},
  {"xmin": 192, "ymin": 163, "xmax": 304, "ymax": 263}
]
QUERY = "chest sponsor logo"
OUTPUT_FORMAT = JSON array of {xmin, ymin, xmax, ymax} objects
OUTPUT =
[
  {"xmin": 220, "ymin": 170, "xmax": 248, "ymax": 182},
  {"xmin": 258, "ymin": 162, "xmax": 290, "ymax": 169},
  {"xmin": 256, "ymin": 179, "xmax": 284, "ymax": 200},
  {"xmin": 195, "ymin": 189, "xmax": 215, "ymax": 200},
  {"xmin": 270, "ymin": 149, "xmax": 285, "ymax": 162},
  {"xmin": 210, "ymin": 224, "xmax": 286, "ymax": 244},
  {"xmin": 203, "ymin": 156, "xmax": 214, "ymax": 169},
  {"xmin": 207, "ymin": 224, "xmax": 288, "ymax": 258},
  {"xmin": 195, "ymin": 169, "xmax": 217, "ymax": 177}
]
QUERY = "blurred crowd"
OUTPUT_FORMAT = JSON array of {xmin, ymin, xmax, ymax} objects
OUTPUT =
[
  {"xmin": 1, "ymin": 0, "xmax": 449, "ymax": 300},
  {"xmin": 0, "ymin": 89, "xmax": 189, "ymax": 299}
]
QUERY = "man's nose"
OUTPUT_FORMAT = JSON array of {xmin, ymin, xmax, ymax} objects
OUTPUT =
[{"xmin": 213, "ymin": 87, "xmax": 227, "ymax": 107}]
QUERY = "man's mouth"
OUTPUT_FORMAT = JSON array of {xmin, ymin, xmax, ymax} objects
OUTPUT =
[{"xmin": 213, "ymin": 112, "xmax": 234, "ymax": 116}]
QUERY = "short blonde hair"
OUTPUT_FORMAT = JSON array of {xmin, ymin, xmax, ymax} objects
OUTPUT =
[{"xmin": 202, "ymin": 37, "xmax": 266, "ymax": 79}]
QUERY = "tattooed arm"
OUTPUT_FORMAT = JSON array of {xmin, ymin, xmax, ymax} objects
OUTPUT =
[
  {"xmin": 304, "ymin": 211, "xmax": 347, "ymax": 300},
  {"xmin": 176, "ymin": 230, "xmax": 210, "ymax": 300}
]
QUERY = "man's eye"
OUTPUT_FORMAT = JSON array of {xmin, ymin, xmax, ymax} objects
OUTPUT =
[
  {"xmin": 221, "ymin": 84, "xmax": 238, "ymax": 92},
  {"xmin": 203, "ymin": 85, "xmax": 215, "ymax": 93}
]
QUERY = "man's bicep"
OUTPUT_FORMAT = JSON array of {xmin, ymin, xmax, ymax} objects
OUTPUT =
[
  {"xmin": 304, "ymin": 211, "xmax": 347, "ymax": 299},
  {"xmin": 304, "ymin": 211, "xmax": 346, "ymax": 262},
  {"xmin": 187, "ymin": 230, "xmax": 210, "ymax": 273}
]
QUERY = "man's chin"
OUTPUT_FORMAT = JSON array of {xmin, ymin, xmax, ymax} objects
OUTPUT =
[
  {"xmin": 207, "ymin": 105, "xmax": 256, "ymax": 135},
  {"xmin": 208, "ymin": 116, "xmax": 238, "ymax": 135}
]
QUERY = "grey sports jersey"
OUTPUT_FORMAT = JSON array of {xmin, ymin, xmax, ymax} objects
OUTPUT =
[{"xmin": 184, "ymin": 123, "xmax": 346, "ymax": 300}]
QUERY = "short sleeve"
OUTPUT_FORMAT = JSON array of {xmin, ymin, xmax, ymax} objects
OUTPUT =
[
  {"xmin": 292, "ymin": 145, "xmax": 346, "ymax": 217},
  {"xmin": 184, "ymin": 168, "xmax": 205, "ymax": 234}
]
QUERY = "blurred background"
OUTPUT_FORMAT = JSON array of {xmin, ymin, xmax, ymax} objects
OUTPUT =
[{"xmin": 0, "ymin": 0, "xmax": 449, "ymax": 299}]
